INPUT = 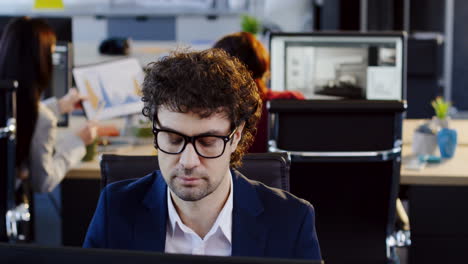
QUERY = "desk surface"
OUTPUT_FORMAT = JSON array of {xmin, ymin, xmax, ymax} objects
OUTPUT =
[
  {"xmin": 65, "ymin": 119, "xmax": 468, "ymax": 186},
  {"xmin": 65, "ymin": 145, "xmax": 156, "ymax": 179},
  {"xmin": 401, "ymin": 145, "xmax": 468, "ymax": 186}
]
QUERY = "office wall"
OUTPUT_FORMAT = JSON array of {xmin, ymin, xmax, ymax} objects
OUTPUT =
[
  {"xmin": 72, "ymin": 17, "xmax": 107, "ymax": 42},
  {"xmin": 108, "ymin": 17, "xmax": 176, "ymax": 41},
  {"xmin": 72, "ymin": 15, "xmax": 240, "ymax": 44},
  {"xmin": 176, "ymin": 16, "xmax": 240, "ymax": 43}
]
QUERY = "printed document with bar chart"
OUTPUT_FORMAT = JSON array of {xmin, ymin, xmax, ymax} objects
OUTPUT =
[{"xmin": 73, "ymin": 58, "xmax": 144, "ymax": 120}]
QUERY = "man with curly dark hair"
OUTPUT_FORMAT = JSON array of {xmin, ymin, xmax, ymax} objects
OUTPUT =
[{"xmin": 84, "ymin": 49, "xmax": 321, "ymax": 260}]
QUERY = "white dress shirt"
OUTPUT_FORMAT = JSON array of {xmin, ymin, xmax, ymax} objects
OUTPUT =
[{"xmin": 165, "ymin": 173, "xmax": 233, "ymax": 256}]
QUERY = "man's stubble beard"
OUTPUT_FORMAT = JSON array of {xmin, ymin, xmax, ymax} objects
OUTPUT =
[{"xmin": 169, "ymin": 167, "xmax": 218, "ymax": 202}]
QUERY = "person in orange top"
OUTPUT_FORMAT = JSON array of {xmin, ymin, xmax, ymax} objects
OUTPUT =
[{"xmin": 214, "ymin": 32, "xmax": 304, "ymax": 153}]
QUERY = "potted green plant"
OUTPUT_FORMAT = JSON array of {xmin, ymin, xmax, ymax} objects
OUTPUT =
[
  {"xmin": 431, "ymin": 96, "xmax": 457, "ymax": 158},
  {"xmin": 241, "ymin": 15, "xmax": 261, "ymax": 35},
  {"xmin": 431, "ymin": 96, "xmax": 451, "ymax": 128},
  {"xmin": 431, "ymin": 96, "xmax": 452, "ymax": 127}
]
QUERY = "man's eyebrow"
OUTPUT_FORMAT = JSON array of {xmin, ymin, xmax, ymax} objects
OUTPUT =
[
  {"xmin": 156, "ymin": 124, "xmax": 228, "ymax": 137},
  {"xmin": 196, "ymin": 129, "xmax": 228, "ymax": 136}
]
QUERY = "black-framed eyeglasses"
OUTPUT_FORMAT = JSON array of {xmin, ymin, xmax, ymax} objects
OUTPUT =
[{"xmin": 152, "ymin": 122, "xmax": 237, "ymax": 159}]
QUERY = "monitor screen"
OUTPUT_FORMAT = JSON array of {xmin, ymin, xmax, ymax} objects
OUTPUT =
[
  {"xmin": 270, "ymin": 32, "xmax": 406, "ymax": 100},
  {"xmin": 43, "ymin": 41, "xmax": 72, "ymax": 127}
]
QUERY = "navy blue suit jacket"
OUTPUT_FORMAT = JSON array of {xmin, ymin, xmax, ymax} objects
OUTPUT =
[{"xmin": 83, "ymin": 170, "xmax": 321, "ymax": 260}]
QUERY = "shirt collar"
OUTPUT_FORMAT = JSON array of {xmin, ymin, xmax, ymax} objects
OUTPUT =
[{"xmin": 166, "ymin": 171, "xmax": 233, "ymax": 242}]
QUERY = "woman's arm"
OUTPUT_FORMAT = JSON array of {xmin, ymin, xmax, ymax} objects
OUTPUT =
[{"xmin": 29, "ymin": 103, "xmax": 86, "ymax": 193}]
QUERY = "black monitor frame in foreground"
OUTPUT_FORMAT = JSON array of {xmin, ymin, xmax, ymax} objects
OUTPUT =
[
  {"xmin": 269, "ymin": 32, "xmax": 407, "ymax": 101},
  {"xmin": 0, "ymin": 243, "xmax": 323, "ymax": 264}
]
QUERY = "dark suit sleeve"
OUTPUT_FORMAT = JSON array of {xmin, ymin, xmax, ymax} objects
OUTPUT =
[
  {"xmin": 83, "ymin": 187, "xmax": 108, "ymax": 248},
  {"xmin": 294, "ymin": 203, "xmax": 322, "ymax": 260}
]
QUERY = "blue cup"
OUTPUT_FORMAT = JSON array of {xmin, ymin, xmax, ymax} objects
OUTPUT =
[{"xmin": 437, "ymin": 128, "xmax": 457, "ymax": 158}]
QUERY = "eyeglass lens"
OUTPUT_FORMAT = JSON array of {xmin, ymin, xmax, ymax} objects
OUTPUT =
[{"xmin": 156, "ymin": 130, "xmax": 226, "ymax": 158}]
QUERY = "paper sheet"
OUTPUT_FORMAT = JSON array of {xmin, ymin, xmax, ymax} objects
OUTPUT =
[{"xmin": 73, "ymin": 58, "xmax": 144, "ymax": 120}]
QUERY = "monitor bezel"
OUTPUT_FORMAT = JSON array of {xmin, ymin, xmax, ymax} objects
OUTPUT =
[{"xmin": 0, "ymin": 242, "xmax": 324, "ymax": 264}]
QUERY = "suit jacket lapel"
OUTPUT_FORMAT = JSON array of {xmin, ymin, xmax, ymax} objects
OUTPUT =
[
  {"xmin": 231, "ymin": 170, "xmax": 268, "ymax": 257},
  {"xmin": 133, "ymin": 171, "xmax": 167, "ymax": 252}
]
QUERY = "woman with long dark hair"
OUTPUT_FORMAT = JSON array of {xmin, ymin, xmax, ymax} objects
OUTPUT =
[
  {"xmin": 0, "ymin": 17, "xmax": 97, "ymax": 193},
  {"xmin": 214, "ymin": 32, "xmax": 304, "ymax": 153}
]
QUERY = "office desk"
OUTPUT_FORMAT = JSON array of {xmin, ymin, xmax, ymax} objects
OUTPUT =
[
  {"xmin": 65, "ymin": 118, "xmax": 468, "ymax": 182},
  {"xmin": 401, "ymin": 119, "xmax": 468, "ymax": 263},
  {"xmin": 401, "ymin": 145, "xmax": 468, "ymax": 185},
  {"xmin": 400, "ymin": 143, "xmax": 468, "ymax": 263},
  {"xmin": 61, "ymin": 143, "xmax": 156, "ymax": 246},
  {"xmin": 67, "ymin": 145, "xmax": 468, "ymax": 184},
  {"xmin": 65, "ymin": 145, "xmax": 155, "ymax": 179}
]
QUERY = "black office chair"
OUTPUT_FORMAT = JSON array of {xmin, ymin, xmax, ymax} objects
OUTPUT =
[
  {"xmin": 1, "ymin": 80, "xmax": 24, "ymax": 242},
  {"xmin": 100, "ymin": 152, "xmax": 290, "ymax": 191},
  {"xmin": 268, "ymin": 100, "xmax": 406, "ymax": 264},
  {"xmin": 1, "ymin": 80, "xmax": 34, "ymax": 243},
  {"xmin": 1, "ymin": 80, "xmax": 16, "ymax": 242}
]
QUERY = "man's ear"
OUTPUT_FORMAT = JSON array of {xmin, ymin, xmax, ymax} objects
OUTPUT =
[{"xmin": 230, "ymin": 121, "xmax": 245, "ymax": 152}]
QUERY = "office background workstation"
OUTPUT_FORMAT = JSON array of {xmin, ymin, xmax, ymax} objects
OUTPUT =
[{"xmin": 3, "ymin": 1, "xmax": 468, "ymax": 264}]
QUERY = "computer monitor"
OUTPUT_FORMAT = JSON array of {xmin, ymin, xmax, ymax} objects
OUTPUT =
[
  {"xmin": 43, "ymin": 17, "xmax": 72, "ymax": 42},
  {"xmin": 42, "ymin": 41, "xmax": 73, "ymax": 127},
  {"xmin": 0, "ymin": 243, "xmax": 323, "ymax": 264},
  {"xmin": 270, "ymin": 32, "xmax": 407, "ymax": 100}
]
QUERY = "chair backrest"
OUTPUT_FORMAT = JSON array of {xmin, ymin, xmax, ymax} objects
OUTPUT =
[
  {"xmin": 268, "ymin": 100, "xmax": 405, "ymax": 264},
  {"xmin": 0, "ymin": 80, "xmax": 17, "ymax": 242},
  {"xmin": 100, "ymin": 152, "xmax": 290, "ymax": 191}
]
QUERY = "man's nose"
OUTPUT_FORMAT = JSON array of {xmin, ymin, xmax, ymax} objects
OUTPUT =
[{"xmin": 179, "ymin": 143, "xmax": 201, "ymax": 169}]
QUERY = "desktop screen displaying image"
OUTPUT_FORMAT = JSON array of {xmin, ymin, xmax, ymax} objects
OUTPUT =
[{"xmin": 270, "ymin": 33, "xmax": 406, "ymax": 100}]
